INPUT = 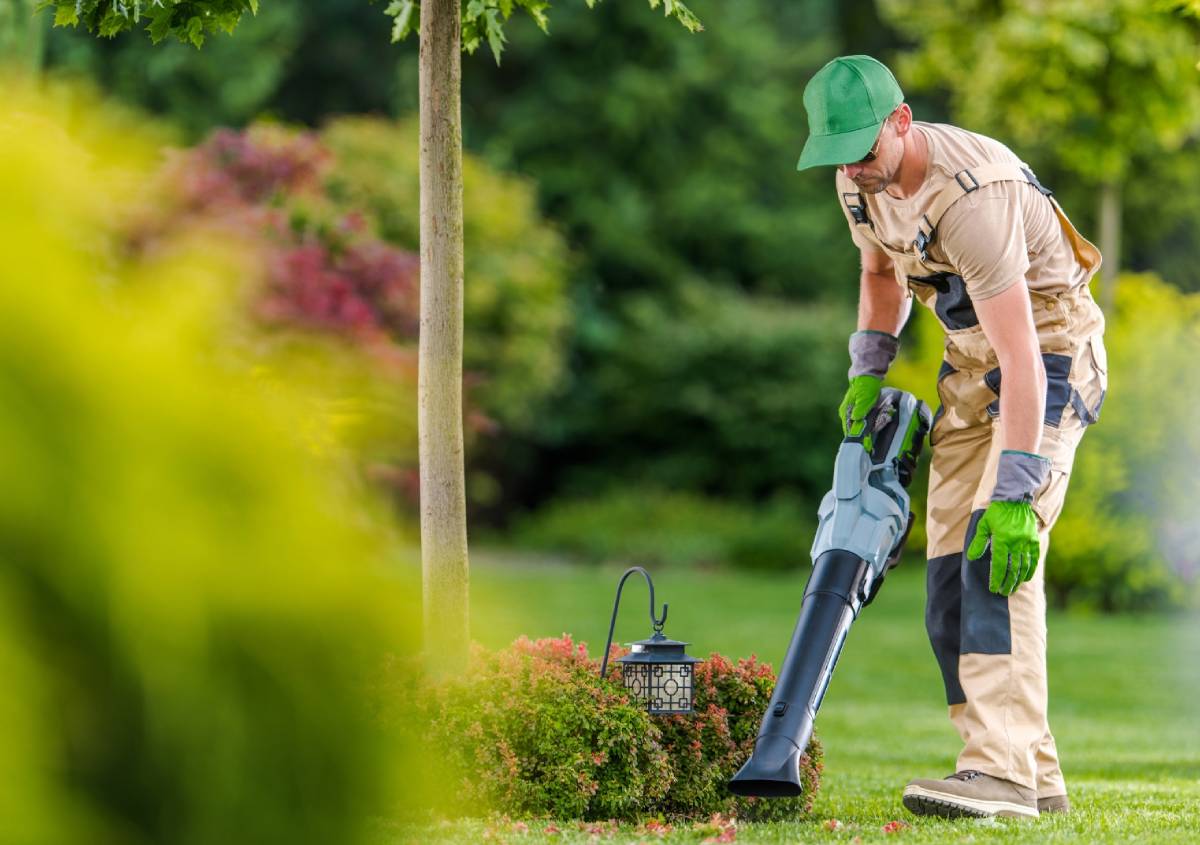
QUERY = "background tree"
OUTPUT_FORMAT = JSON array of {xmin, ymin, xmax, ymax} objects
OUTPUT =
[{"xmin": 879, "ymin": 0, "xmax": 1200, "ymax": 309}]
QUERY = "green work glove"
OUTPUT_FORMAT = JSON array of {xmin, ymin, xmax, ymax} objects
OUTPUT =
[
  {"xmin": 966, "ymin": 450, "xmax": 1051, "ymax": 595},
  {"xmin": 966, "ymin": 500, "xmax": 1040, "ymax": 595},
  {"xmin": 841, "ymin": 330, "xmax": 899, "ymax": 444},
  {"xmin": 839, "ymin": 374, "xmax": 883, "ymax": 439}
]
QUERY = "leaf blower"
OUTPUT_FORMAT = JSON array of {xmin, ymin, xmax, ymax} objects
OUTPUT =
[{"xmin": 728, "ymin": 388, "xmax": 932, "ymax": 797}]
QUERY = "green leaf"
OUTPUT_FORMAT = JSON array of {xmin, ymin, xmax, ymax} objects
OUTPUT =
[
  {"xmin": 386, "ymin": 0, "xmax": 417, "ymax": 43},
  {"xmin": 524, "ymin": 0, "xmax": 549, "ymax": 33},
  {"xmin": 485, "ymin": 7, "xmax": 506, "ymax": 64},
  {"xmin": 146, "ymin": 8, "xmax": 173, "ymax": 42},
  {"xmin": 52, "ymin": 4, "xmax": 79, "ymax": 26},
  {"xmin": 185, "ymin": 15, "xmax": 205, "ymax": 48},
  {"xmin": 661, "ymin": 0, "xmax": 703, "ymax": 32}
]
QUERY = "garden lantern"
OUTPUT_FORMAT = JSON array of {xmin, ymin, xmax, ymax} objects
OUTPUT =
[{"xmin": 599, "ymin": 566, "xmax": 700, "ymax": 715}]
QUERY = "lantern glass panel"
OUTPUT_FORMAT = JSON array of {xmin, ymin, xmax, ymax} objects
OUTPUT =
[
  {"xmin": 622, "ymin": 663, "xmax": 649, "ymax": 702},
  {"xmin": 646, "ymin": 662, "xmax": 694, "ymax": 714}
]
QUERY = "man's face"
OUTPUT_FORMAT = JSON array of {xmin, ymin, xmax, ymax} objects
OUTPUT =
[{"xmin": 839, "ymin": 120, "xmax": 901, "ymax": 194}]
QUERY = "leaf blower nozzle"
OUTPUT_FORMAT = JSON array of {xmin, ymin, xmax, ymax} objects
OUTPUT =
[{"xmin": 728, "ymin": 389, "xmax": 931, "ymax": 798}]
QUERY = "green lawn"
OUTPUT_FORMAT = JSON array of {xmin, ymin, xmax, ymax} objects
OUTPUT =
[{"xmin": 395, "ymin": 552, "xmax": 1200, "ymax": 844}]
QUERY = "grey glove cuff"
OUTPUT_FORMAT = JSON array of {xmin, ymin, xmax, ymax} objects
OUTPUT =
[
  {"xmin": 991, "ymin": 450, "xmax": 1051, "ymax": 503},
  {"xmin": 848, "ymin": 330, "xmax": 900, "ymax": 379}
]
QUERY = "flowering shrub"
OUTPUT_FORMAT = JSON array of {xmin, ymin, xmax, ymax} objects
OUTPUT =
[
  {"xmin": 156, "ymin": 126, "xmax": 421, "ymax": 343},
  {"xmin": 412, "ymin": 636, "xmax": 671, "ymax": 820},
  {"xmin": 406, "ymin": 635, "xmax": 821, "ymax": 821},
  {"xmin": 126, "ymin": 121, "xmax": 571, "ymax": 513}
]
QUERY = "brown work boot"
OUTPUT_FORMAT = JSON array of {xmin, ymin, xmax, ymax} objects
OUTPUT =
[
  {"xmin": 902, "ymin": 770, "xmax": 1039, "ymax": 819},
  {"xmin": 1038, "ymin": 794, "xmax": 1071, "ymax": 814}
]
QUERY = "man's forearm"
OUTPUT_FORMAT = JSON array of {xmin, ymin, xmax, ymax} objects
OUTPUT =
[
  {"xmin": 858, "ymin": 269, "xmax": 910, "ymax": 334},
  {"xmin": 996, "ymin": 353, "xmax": 1047, "ymax": 454}
]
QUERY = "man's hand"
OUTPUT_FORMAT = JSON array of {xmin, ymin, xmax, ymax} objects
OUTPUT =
[
  {"xmin": 839, "ymin": 374, "xmax": 882, "ymax": 439},
  {"xmin": 968, "ymin": 449, "xmax": 1051, "ymax": 595},
  {"xmin": 966, "ymin": 500, "xmax": 1040, "ymax": 595}
]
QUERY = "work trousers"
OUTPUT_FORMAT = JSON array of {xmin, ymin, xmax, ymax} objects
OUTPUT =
[{"xmin": 924, "ymin": 331, "xmax": 1107, "ymax": 794}]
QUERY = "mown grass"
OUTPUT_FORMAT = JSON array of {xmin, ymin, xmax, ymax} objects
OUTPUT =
[{"xmin": 392, "ymin": 553, "xmax": 1200, "ymax": 844}]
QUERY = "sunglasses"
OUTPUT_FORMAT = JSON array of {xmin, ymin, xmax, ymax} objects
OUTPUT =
[{"xmin": 853, "ymin": 119, "xmax": 891, "ymax": 165}]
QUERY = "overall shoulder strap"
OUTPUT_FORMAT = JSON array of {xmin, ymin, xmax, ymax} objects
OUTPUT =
[
  {"xmin": 843, "ymin": 191, "xmax": 872, "ymax": 229},
  {"xmin": 913, "ymin": 163, "xmax": 1051, "ymax": 262}
]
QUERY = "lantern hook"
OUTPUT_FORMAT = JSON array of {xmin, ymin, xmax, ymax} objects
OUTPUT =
[{"xmin": 599, "ymin": 566, "xmax": 668, "ymax": 679}]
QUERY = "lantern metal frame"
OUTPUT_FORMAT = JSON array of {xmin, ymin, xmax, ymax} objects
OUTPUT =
[{"xmin": 599, "ymin": 566, "xmax": 700, "ymax": 715}]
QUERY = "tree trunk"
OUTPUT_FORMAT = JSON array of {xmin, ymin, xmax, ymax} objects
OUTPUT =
[
  {"xmin": 1097, "ymin": 180, "xmax": 1122, "ymax": 314},
  {"xmin": 0, "ymin": 0, "xmax": 46, "ymax": 73},
  {"xmin": 418, "ymin": 0, "xmax": 469, "ymax": 670}
]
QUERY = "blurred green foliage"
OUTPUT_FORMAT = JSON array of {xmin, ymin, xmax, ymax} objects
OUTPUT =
[
  {"xmin": 530, "ymin": 282, "xmax": 851, "ymax": 501},
  {"xmin": 882, "ymin": 0, "xmax": 1200, "ymax": 188},
  {"xmin": 511, "ymin": 489, "xmax": 813, "ymax": 572},
  {"xmin": 458, "ymin": 0, "xmax": 850, "ymax": 300},
  {"xmin": 0, "ymin": 85, "xmax": 419, "ymax": 843},
  {"xmin": 44, "ymin": 0, "xmax": 401, "ymax": 137}
]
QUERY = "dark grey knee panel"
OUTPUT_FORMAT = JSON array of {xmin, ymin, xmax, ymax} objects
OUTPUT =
[
  {"xmin": 926, "ymin": 553, "xmax": 966, "ymax": 705},
  {"xmin": 960, "ymin": 508, "xmax": 1012, "ymax": 655}
]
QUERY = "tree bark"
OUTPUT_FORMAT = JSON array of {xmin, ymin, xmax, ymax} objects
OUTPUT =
[
  {"xmin": 418, "ymin": 0, "xmax": 469, "ymax": 670},
  {"xmin": 1097, "ymin": 180, "xmax": 1122, "ymax": 314}
]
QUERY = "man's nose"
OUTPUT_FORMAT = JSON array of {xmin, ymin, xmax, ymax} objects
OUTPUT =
[{"xmin": 840, "ymin": 162, "xmax": 863, "ymax": 179}]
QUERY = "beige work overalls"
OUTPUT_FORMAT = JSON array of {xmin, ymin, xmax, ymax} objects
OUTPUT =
[{"xmin": 845, "ymin": 163, "xmax": 1108, "ymax": 793}]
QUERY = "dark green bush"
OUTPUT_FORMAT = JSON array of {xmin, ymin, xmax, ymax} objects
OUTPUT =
[
  {"xmin": 407, "ymin": 635, "xmax": 821, "ymax": 821},
  {"xmin": 512, "ymin": 489, "xmax": 813, "ymax": 572},
  {"xmin": 538, "ymin": 281, "xmax": 852, "ymax": 503},
  {"xmin": 457, "ymin": 0, "xmax": 856, "ymax": 301}
]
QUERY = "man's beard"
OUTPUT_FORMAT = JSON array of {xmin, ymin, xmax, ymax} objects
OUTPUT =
[{"xmin": 853, "ymin": 172, "xmax": 892, "ymax": 195}]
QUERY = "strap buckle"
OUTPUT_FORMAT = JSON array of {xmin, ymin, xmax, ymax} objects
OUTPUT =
[
  {"xmin": 913, "ymin": 214, "xmax": 936, "ymax": 261},
  {"xmin": 955, "ymin": 169, "xmax": 980, "ymax": 193},
  {"xmin": 1021, "ymin": 166, "xmax": 1053, "ymax": 197},
  {"xmin": 843, "ymin": 192, "xmax": 871, "ymax": 226}
]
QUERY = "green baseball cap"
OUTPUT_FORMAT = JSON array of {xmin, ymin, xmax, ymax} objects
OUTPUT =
[{"xmin": 796, "ymin": 55, "xmax": 904, "ymax": 171}]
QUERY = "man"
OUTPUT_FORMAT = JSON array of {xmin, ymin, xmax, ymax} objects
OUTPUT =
[{"xmin": 796, "ymin": 56, "xmax": 1108, "ymax": 819}]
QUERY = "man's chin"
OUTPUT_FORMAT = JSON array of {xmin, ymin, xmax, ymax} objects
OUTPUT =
[{"xmin": 854, "ymin": 178, "xmax": 888, "ymax": 195}]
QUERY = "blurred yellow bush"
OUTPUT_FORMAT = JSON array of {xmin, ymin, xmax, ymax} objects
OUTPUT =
[{"xmin": 0, "ymin": 82, "xmax": 421, "ymax": 843}]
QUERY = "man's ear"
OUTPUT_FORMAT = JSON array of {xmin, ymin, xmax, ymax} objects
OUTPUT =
[{"xmin": 892, "ymin": 103, "xmax": 913, "ymax": 136}]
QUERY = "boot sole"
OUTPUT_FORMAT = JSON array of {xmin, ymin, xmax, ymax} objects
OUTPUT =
[{"xmin": 902, "ymin": 784, "xmax": 1040, "ymax": 819}]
